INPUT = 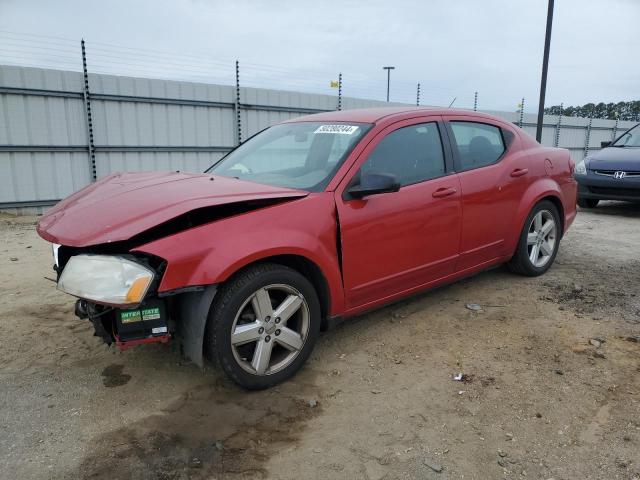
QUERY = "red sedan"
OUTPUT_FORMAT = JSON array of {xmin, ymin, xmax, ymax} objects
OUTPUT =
[{"xmin": 37, "ymin": 107, "xmax": 577, "ymax": 389}]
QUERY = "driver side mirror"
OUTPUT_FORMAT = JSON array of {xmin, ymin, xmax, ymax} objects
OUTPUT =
[
  {"xmin": 347, "ymin": 173, "xmax": 400, "ymax": 199},
  {"xmin": 601, "ymin": 141, "xmax": 611, "ymax": 148}
]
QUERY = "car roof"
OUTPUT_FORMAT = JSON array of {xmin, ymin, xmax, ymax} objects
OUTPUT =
[{"xmin": 284, "ymin": 106, "xmax": 503, "ymax": 125}]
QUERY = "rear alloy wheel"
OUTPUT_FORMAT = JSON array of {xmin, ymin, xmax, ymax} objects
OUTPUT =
[
  {"xmin": 507, "ymin": 200, "xmax": 561, "ymax": 276},
  {"xmin": 577, "ymin": 197, "xmax": 599, "ymax": 208},
  {"xmin": 206, "ymin": 263, "xmax": 321, "ymax": 389}
]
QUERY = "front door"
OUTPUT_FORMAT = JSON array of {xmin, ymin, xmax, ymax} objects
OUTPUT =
[{"xmin": 336, "ymin": 118, "xmax": 462, "ymax": 310}]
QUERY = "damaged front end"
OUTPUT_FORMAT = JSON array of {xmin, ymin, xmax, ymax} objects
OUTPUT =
[
  {"xmin": 37, "ymin": 171, "xmax": 310, "ymax": 364},
  {"xmin": 74, "ymin": 297, "xmax": 171, "ymax": 350},
  {"xmin": 54, "ymin": 246, "xmax": 174, "ymax": 351}
]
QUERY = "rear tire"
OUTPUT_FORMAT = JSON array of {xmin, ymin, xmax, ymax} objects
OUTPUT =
[
  {"xmin": 507, "ymin": 200, "xmax": 561, "ymax": 277},
  {"xmin": 205, "ymin": 263, "xmax": 321, "ymax": 390},
  {"xmin": 577, "ymin": 197, "xmax": 599, "ymax": 208}
]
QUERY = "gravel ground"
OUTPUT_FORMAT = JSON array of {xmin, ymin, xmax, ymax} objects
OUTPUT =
[{"xmin": 0, "ymin": 202, "xmax": 639, "ymax": 480}]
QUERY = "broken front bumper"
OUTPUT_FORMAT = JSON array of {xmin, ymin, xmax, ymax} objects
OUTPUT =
[{"xmin": 75, "ymin": 297, "xmax": 171, "ymax": 350}]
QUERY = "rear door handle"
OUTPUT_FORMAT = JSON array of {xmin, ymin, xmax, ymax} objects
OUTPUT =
[
  {"xmin": 510, "ymin": 168, "xmax": 529, "ymax": 178},
  {"xmin": 432, "ymin": 187, "xmax": 457, "ymax": 198}
]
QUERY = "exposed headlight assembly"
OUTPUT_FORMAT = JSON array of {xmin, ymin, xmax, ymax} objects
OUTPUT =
[
  {"xmin": 58, "ymin": 254, "xmax": 154, "ymax": 307},
  {"xmin": 575, "ymin": 159, "xmax": 587, "ymax": 175}
]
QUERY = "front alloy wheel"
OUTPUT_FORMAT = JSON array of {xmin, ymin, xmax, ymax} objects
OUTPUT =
[
  {"xmin": 206, "ymin": 263, "xmax": 321, "ymax": 389},
  {"xmin": 231, "ymin": 284, "xmax": 310, "ymax": 375}
]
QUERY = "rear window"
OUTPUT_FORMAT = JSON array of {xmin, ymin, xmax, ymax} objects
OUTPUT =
[{"xmin": 450, "ymin": 121, "xmax": 506, "ymax": 171}]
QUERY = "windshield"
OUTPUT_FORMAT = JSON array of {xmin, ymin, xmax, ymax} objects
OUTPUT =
[
  {"xmin": 612, "ymin": 123, "xmax": 640, "ymax": 147},
  {"xmin": 208, "ymin": 122, "xmax": 371, "ymax": 191}
]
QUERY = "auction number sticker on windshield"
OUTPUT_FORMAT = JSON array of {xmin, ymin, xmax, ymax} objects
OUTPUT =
[{"xmin": 314, "ymin": 124, "xmax": 359, "ymax": 135}]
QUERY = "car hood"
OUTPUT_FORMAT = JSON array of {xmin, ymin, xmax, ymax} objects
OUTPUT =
[
  {"xmin": 37, "ymin": 171, "xmax": 308, "ymax": 247},
  {"xmin": 587, "ymin": 147, "xmax": 640, "ymax": 171}
]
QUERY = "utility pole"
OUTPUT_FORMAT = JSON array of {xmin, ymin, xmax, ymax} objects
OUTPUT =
[
  {"xmin": 536, "ymin": 0, "xmax": 555, "ymax": 143},
  {"xmin": 382, "ymin": 66, "xmax": 395, "ymax": 102}
]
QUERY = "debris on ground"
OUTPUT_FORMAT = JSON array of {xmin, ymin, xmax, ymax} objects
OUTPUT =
[
  {"xmin": 423, "ymin": 459, "xmax": 443, "ymax": 473},
  {"xmin": 308, "ymin": 399, "xmax": 318, "ymax": 408},
  {"xmin": 571, "ymin": 344, "xmax": 588, "ymax": 354},
  {"xmin": 10, "ymin": 257, "xmax": 18, "ymax": 261},
  {"xmin": 465, "ymin": 303, "xmax": 482, "ymax": 311},
  {"xmin": 453, "ymin": 373, "xmax": 474, "ymax": 383}
]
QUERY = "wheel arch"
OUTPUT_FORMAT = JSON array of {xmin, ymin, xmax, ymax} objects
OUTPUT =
[
  {"xmin": 540, "ymin": 194, "xmax": 565, "ymax": 236},
  {"xmin": 507, "ymin": 180, "xmax": 565, "ymax": 257},
  {"xmin": 220, "ymin": 253, "xmax": 333, "ymax": 331}
]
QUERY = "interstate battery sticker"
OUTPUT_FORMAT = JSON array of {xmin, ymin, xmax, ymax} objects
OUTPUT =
[
  {"xmin": 119, "ymin": 307, "xmax": 161, "ymax": 323},
  {"xmin": 314, "ymin": 124, "xmax": 359, "ymax": 135},
  {"xmin": 120, "ymin": 310, "xmax": 142, "ymax": 324},
  {"xmin": 141, "ymin": 307, "xmax": 161, "ymax": 321}
]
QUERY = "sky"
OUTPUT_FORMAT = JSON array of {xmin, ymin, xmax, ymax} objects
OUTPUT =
[{"xmin": 1, "ymin": 0, "xmax": 638, "ymax": 112}]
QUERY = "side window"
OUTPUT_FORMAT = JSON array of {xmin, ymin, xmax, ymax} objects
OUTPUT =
[
  {"xmin": 360, "ymin": 122, "xmax": 445, "ymax": 187},
  {"xmin": 450, "ymin": 121, "xmax": 506, "ymax": 171}
]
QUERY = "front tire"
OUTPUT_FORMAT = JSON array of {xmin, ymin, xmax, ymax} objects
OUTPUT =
[
  {"xmin": 507, "ymin": 200, "xmax": 561, "ymax": 277},
  {"xmin": 205, "ymin": 263, "xmax": 321, "ymax": 390},
  {"xmin": 577, "ymin": 197, "xmax": 599, "ymax": 208}
]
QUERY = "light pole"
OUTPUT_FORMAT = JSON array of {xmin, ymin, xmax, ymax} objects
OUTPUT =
[
  {"xmin": 383, "ymin": 66, "xmax": 395, "ymax": 102},
  {"xmin": 536, "ymin": 0, "xmax": 554, "ymax": 143}
]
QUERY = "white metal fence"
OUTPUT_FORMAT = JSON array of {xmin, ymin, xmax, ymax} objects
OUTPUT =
[{"xmin": 0, "ymin": 64, "xmax": 636, "ymax": 212}]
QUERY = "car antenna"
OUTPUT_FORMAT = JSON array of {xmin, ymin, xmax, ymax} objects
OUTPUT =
[{"xmin": 448, "ymin": 97, "xmax": 457, "ymax": 108}]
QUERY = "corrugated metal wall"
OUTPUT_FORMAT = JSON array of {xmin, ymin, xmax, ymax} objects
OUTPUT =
[{"xmin": 0, "ymin": 64, "xmax": 636, "ymax": 211}]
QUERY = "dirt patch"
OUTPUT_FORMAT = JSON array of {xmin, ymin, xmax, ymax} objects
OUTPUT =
[
  {"xmin": 78, "ymin": 383, "xmax": 322, "ymax": 479},
  {"xmin": 101, "ymin": 365, "xmax": 132, "ymax": 388}
]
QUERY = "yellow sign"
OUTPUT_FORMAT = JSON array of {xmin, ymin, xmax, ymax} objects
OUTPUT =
[{"xmin": 330, "ymin": 80, "xmax": 339, "ymax": 88}]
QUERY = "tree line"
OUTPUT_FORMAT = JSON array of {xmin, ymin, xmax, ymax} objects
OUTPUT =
[{"xmin": 544, "ymin": 101, "xmax": 640, "ymax": 121}]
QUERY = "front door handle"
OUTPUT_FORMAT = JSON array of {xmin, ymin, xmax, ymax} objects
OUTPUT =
[
  {"xmin": 432, "ymin": 187, "xmax": 457, "ymax": 198},
  {"xmin": 510, "ymin": 168, "xmax": 529, "ymax": 178}
]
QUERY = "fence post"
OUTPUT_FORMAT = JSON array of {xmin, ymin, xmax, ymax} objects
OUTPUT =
[
  {"xmin": 337, "ymin": 73, "xmax": 342, "ymax": 111},
  {"xmin": 584, "ymin": 111, "xmax": 593, "ymax": 157},
  {"xmin": 416, "ymin": 83, "xmax": 420, "ymax": 106},
  {"xmin": 473, "ymin": 91, "xmax": 478, "ymax": 111},
  {"xmin": 81, "ymin": 39, "xmax": 97, "ymax": 182},
  {"xmin": 518, "ymin": 97, "xmax": 525, "ymax": 128},
  {"xmin": 554, "ymin": 102, "xmax": 563, "ymax": 147},
  {"xmin": 234, "ymin": 60, "xmax": 242, "ymax": 145},
  {"xmin": 612, "ymin": 114, "xmax": 619, "ymax": 141}
]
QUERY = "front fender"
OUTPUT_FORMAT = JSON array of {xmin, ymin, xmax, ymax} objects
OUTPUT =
[{"xmin": 134, "ymin": 193, "xmax": 345, "ymax": 315}]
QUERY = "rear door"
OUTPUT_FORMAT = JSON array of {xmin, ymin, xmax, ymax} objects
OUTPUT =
[
  {"xmin": 335, "ymin": 117, "xmax": 462, "ymax": 310},
  {"xmin": 443, "ymin": 115, "xmax": 531, "ymax": 271}
]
